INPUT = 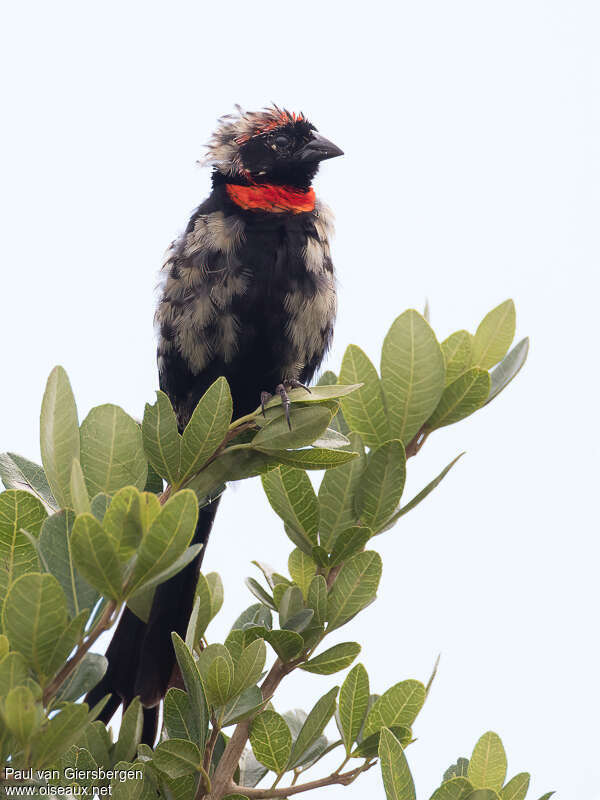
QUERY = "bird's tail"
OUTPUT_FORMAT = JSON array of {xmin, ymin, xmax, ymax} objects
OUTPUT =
[{"xmin": 85, "ymin": 499, "xmax": 221, "ymax": 743}]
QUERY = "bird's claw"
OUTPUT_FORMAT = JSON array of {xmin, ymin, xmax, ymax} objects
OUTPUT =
[{"xmin": 259, "ymin": 381, "xmax": 311, "ymax": 429}]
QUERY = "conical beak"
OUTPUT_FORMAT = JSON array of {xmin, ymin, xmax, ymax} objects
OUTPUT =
[{"xmin": 295, "ymin": 132, "xmax": 344, "ymax": 163}]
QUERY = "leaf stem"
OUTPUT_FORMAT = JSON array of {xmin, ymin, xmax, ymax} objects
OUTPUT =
[{"xmin": 229, "ymin": 760, "xmax": 376, "ymax": 798}]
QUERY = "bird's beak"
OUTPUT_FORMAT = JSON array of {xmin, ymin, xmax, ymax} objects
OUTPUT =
[{"xmin": 295, "ymin": 132, "xmax": 344, "ymax": 163}]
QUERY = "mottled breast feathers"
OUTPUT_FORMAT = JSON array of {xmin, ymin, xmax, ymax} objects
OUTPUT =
[{"xmin": 155, "ymin": 195, "xmax": 337, "ymax": 427}]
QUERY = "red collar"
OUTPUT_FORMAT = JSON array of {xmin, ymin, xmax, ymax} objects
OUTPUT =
[{"xmin": 225, "ymin": 183, "xmax": 315, "ymax": 214}]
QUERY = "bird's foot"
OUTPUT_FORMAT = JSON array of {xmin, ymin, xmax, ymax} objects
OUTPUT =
[{"xmin": 260, "ymin": 381, "xmax": 312, "ymax": 429}]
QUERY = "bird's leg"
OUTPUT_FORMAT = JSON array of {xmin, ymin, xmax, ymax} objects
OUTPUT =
[
  {"xmin": 260, "ymin": 382, "xmax": 312, "ymax": 428},
  {"xmin": 260, "ymin": 391, "xmax": 273, "ymax": 417}
]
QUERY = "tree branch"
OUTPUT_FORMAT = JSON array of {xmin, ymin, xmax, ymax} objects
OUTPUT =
[{"xmin": 229, "ymin": 760, "xmax": 376, "ymax": 798}]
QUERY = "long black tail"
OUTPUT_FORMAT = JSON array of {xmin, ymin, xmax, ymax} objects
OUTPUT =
[{"xmin": 86, "ymin": 499, "xmax": 221, "ymax": 743}]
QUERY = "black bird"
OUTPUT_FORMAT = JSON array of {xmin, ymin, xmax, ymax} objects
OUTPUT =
[{"xmin": 87, "ymin": 106, "xmax": 343, "ymax": 742}]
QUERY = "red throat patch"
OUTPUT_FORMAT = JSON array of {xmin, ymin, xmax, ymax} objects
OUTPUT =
[{"xmin": 225, "ymin": 184, "xmax": 316, "ymax": 214}]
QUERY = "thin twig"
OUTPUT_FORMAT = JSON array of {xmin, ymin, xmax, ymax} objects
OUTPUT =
[
  {"xmin": 229, "ymin": 760, "xmax": 376, "ymax": 798},
  {"xmin": 42, "ymin": 600, "xmax": 118, "ymax": 705}
]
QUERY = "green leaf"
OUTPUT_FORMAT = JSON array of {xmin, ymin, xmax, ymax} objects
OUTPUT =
[
  {"xmin": 279, "ymin": 585, "xmax": 304, "ymax": 627},
  {"xmin": 379, "ymin": 454, "xmax": 464, "ymax": 532},
  {"xmin": 186, "ymin": 446, "xmax": 277, "ymax": 500},
  {"xmin": 231, "ymin": 639, "xmax": 267, "ymax": 697},
  {"xmin": 312, "ymin": 427, "xmax": 351, "ymax": 449},
  {"xmin": 40, "ymin": 366, "xmax": 80, "ymax": 509},
  {"xmin": 3, "ymin": 685, "xmax": 40, "ymax": 742},
  {"xmin": 486, "ymin": 338, "xmax": 529, "ymax": 405},
  {"xmin": 222, "ymin": 685, "xmax": 267, "ymax": 726},
  {"xmin": 0, "ymin": 452, "xmax": 57, "ymax": 511},
  {"xmin": 90, "ymin": 493, "xmax": 111, "ymax": 522},
  {"xmin": 164, "ymin": 687, "xmax": 202, "ymax": 746},
  {"xmin": 500, "ymin": 773, "xmax": 530, "ymax": 800},
  {"xmin": 329, "ymin": 526, "xmax": 372, "ymax": 565},
  {"xmin": 442, "ymin": 331, "xmax": 473, "ymax": 384},
  {"xmin": 46, "ymin": 609, "xmax": 88, "ymax": 675},
  {"xmin": 180, "ymin": 377, "xmax": 233, "ymax": 482},
  {"xmin": 30, "ymin": 702, "xmax": 90, "ymax": 767},
  {"xmin": 112, "ymin": 697, "xmax": 143, "ymax": 763},
  {"xmin": 207, "ymin": 657, "xmax": 234, "ymax": 707},
  {"xmin": 0, "ymin": 489, "xmax": 46, "ymax": 617},
  {"xmin": 464, "ymin": 792, "xmax": 501, "ymax": 800},
  {"xmin": 288, "ymin": 686, "xmax": 338, "ymax": 768},
  {"xmin": 266, "ymin": 447, "xmax": 358, "ymax": 470},
  {"xmin": 379, "ymin": 727, "xmax": 416, "ymax": 800},
  {"xmin": 261, "ymin": 383, "xmax": 361, "ymax": 409},
  {"xmin": 142, "ymin": 391, "xmax": 182, "ymax": 485},
  {"xmin": 154, "ymin": 738, "xmax": 204, "ymax": 778},
  {"xmin": 318, "ymin": 433, "xmax": 365, "ymax": 551},
  {"xmin": 307, "ymin": 575, "xmax": 327, "ymax": 628},
  {"xmin": 355, "ymin": 440, "xmax": 406, "ymax": 532},
  {"xmin": 2, "ymin": 573, "xmax": 69, "ymax": 681},
  {"xmin": 363, "ymin": 680, "xmax": 426, "ymax": 738},
  {"xmin": 126, "ymin": 490, "xmax": 198, "ymax": 597},
  {"xmin": 339, "ymin": 662, "xmax": 370, "ymax": 754},
  {"xmin": 79, "ymin": 404, "xmax": 147, "ymax": 496},
  {"xmin": 472, "ymin": 300, "xmax": 516, "ymax": 370},
  {"xmin": 300, "ymin": 642, "xmax": 360, "ymax": 674},
  {"xmin": 380, "ymin": 310, "xmax": 445, "ymax": 445},
  {"xmin": 254, "ymin": 406, "xmax": 332, "ymax": 451},
  {"xmin": 39, "ymin": 510, "xmax": 101, "ymax": 618},
  {"xmin": 55, "ymin": 653, "xmax": 107, "ymax": 703},
  {"xmin": 467, "ymin": 732, "xmax": 507, "ymax": 791},
  {"xmin": 430, "ymin": 777, "xmax": 473, "ymax": 799},
  {"xmin": 246, "ymin": 577, "xmax": 276, "ymax": 610},
  {"xmin": 171, "ymin": 633, "xmax": 209, "ymax": 754},
  {"xmin": 103, "ymin": 487, "xmax": 145, "ymax": 559},
  {"xmin": 535, "ymin": 794, "xmax": 555, "ymax": 800},
  {"xmin": 426, "ymin": 369, "xmax": 490, "ymax": 430},
  {"xmin": 444, "ymin": 758, "xmax": 470, "ymax": 781},
  {"xmin": 250, "ymin": 710, "xmax": 292, "ymax": 774},
  {"xmin": 264, "ymin": 629, "xmax": 304, "ymax": 661},
  {"xmin": 353, "ymin": 724, "xmax": 412, "ymax": 758},
  {"xmin": 261, "ymin": 467, "xmax": 319, "ymax": 550},
  {"xmin": 69, "ymin": 460, "xmax": 90, "ymax": 514},
  {"xmin": 0, "ymin": 651, "xmax": 29, "ymax": 695},
  {"xmin": 71, "ymin": 513, "xmax": 123, "ymax": 600},
  {"xmin": 0, "ymin": 635, "xmax": 8, "ymax": 660},
  {"xmin": 327, "ymin": 550, "xmax": 382, "ymax": 631},
  {"xmin": 192, "ymin": 571, "xmax": 223, "ymax": 641},
  {"xmin": 288, "ymin": 549, "xmax": 316, "ymax": 599},
  {"xmin": 339, "ymin": 345, "xmax": 390, "ymax": 447}
]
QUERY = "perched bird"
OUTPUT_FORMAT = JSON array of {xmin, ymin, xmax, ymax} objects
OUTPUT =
[{"xmin": 87, "ymin": 106, "xmax": 343, "ymax": 742}]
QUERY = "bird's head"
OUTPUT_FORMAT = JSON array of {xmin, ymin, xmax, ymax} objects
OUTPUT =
[{"xmin": 204, "ymin": 105, "xmax": 343, "ymax": 190}]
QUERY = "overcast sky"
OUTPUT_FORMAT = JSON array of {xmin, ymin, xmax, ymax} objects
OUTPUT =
[{"xmin": 1, "ymin": 1, "xmax": 598, "ymax": 797}]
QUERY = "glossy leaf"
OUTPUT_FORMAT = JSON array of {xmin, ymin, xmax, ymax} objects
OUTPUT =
[
  {"xmin": 339, "ymin": 662, "xmax": 370, "ymax": 754},
  {"xmin": 500, "ymin": 773, "xmax": 530, "ymax": 800},
  {"xmin": 0, "ymin": 490, "xmax": 46, "ymax": 617},
  {"xmin": 381, "ymin": 310, "xmax": 445, "ymax": 445},
  {"xmin": 339, "ymin": 345, "xmax": 390, "ymax": 447},
  {"xmin": 326, "ymin": 550, "xmax": 382, "ymax": 631},
  {"xmin": 472, "ymin": 300, "xmax": 516, "ymax": 370},
  {"xmin": 288, "ymin": 686, "xmax": 338, "ymax": 768},
  {"xmin": 71, "ymin": 513, "xmax": 123, "ymax": 600},
  {"xmin": 363, "ymin": 680, "xmax": 426, "ymax": 738},
  {"xmin": 426, "ymin": 369, "xmax": 490, "ymax": 430},
  {"xmin": 142, "ymin": 390, "xmax": 182, "ymax": 485},
  {"xmin": 467, "ymin": 732, "xmax": 507, "ymax": 791},
  {"xmin": 486, "ymin": 338, "xmax": 529, "ymax": 405},
  {"xmin": 180, "ymin": 378, "xmax": 233, "ymax": 481},
  {"xmin": 79, "ymin": 404, "xmax": 147, "ymax": 495},
  {"xmin": 0, "ymin": 452, "xmax": 57, "ymax": 512},
  {"xmin": 379, "ymin": 727, "xmax": 416, "ymax": 800},
  {"xmin": 250, "ymin": 710, "xmax": 292, "ymax": 774},
  {"xmin": 318, "ymin": 432, "xmax": 365, "ymax": 550},
  {"xmin": 442, "ymin": 331, "xmax": 473, "ymax": 384},
  {"xmin": 126, "ymin": 490, "xmax": 198, "ymax": 597},
  {"xmin": 262, "ymin": 467, "xmax": 319, "ymax": 550},
  {"xmin": 2, "ymin": 572, "xmax": 69, "ymax": 681},
  {"xmin": 355, "ymin": 440, "xmax": 406, "ymax": 532},
  {"xmin": 300, "ymin": 642, "xmax": 360, "ymax": 675},
  {"xmin": 40, "ymin": 366, "xmax": 80, "ymax": 509}
]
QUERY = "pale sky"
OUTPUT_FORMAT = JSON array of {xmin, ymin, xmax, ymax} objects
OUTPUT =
[{"xmin": 1, "ymin": 1, "xmax": 599, "ymax": 798}]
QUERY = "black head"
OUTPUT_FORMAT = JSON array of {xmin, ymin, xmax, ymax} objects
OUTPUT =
[{"xmin": 205, "ymin": 106, "xmax": 343, "ymax": 189}]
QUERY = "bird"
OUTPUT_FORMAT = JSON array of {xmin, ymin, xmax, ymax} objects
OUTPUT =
[{"xmin": 86, "ymin": 105, "xmax": 343, "ymax": 743}]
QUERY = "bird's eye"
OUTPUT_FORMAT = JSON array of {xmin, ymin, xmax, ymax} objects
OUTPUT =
[{"xmin": 273, "ymin": 134, "xmax": 291, "ymax": 148}]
